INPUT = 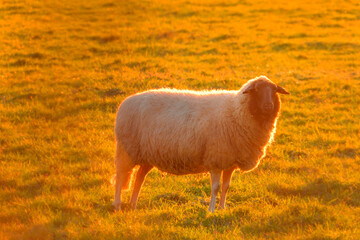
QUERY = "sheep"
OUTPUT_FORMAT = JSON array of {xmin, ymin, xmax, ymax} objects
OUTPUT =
[{"xmin": 112, "ymin": 75, "xmax": 289, "ymax": 212}]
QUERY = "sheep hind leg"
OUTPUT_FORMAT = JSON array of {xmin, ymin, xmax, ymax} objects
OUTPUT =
[
  {"xmin": 112, "ymin": 172, "xmax": 122, "ymax": 211},
  {"xmin": 129, "ymin": 164, "xmax": 153, "ymax": 209},
  {"xmin": 208, "ymin": 170, "xmax": 221, "ymax": 212},
  {"xmin": 112, "ymin": 143, "xmax": 135, "ymax": 211},
  {"xmin": 219, "ymin": 167, "xmax": 235, "ymax": 209},
  {"xmin": 113, "ymin": 168, "xmax": 134, "ymax": 211}
]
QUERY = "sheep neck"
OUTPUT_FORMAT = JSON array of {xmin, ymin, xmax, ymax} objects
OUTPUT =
[{"xmin": 222, "ymin": 94, "xmax": 280, "ymax": 168}]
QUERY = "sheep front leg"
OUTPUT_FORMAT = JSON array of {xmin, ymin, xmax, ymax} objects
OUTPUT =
[
  {"xmin": 130, "ymin": 165, "xmax": 153, "ymax": 209},
  {"xmin": 219, "ymin": 167, "xmax": 235, "ymax": 209},
  {"xmin": 208, "ymin": 170, "xmax": 221, "ymax": 212}
]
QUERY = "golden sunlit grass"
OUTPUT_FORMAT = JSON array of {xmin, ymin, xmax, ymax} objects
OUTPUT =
[{"xmin": 1, "ymin": 0, "xmax": 360, "ymax": 239}]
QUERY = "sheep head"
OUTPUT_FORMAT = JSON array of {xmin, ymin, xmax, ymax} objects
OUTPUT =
[{"xmin": 243, "ymin": 76, "xmax": 289, "ymax": 124}]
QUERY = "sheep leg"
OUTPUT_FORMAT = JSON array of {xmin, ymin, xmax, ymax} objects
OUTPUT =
[
  {"xmin": 208, "ymin": 170, "xmax": 221, "ymax": 212},
  {"xmin": 129, "ymin": 164, "xmax": 153, "ymax": 209},
  {"xmin": 113, "ymin": 168, "xmax": 134, "ymax": 210},
  {"xmin": 112, "ymin": 143, "xmax": 134, "ymax": 211},
  {"xmin": 113, "ymin": 174, "xmax": 121, "ymax": 210},
  {"xmin": 219, "ymin": 167, "xmax": 235, "ymax": 209}
]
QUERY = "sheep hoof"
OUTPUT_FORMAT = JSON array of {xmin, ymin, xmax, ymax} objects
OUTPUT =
[{"xmin": 112, "ymin": 202, "xmax": 120, "ymax": 212}]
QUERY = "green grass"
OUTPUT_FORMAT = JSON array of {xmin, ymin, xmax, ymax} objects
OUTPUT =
[{"xmin": 1, "ymin": 0, "xmax": 360, "ymax": 239}]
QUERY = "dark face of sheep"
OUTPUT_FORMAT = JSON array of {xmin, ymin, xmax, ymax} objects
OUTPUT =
[{"xmin": 243, "ymin": 79, "xmax": 289, "ymax": 124}]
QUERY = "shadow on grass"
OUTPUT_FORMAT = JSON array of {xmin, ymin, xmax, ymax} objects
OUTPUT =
[
  {"xmin": 18, "ymin": 100, "xmax": 120, "ymax": 122},
  {"xmin": 0, "ymin": 179, "xmax": 17, "ymax": 188},
  {"xmin": 331, "ymin": 148, "xmax": 358, "ymax": 158},
  {"xmin": 144, "ymin": 211, "xmax": 179, "ymax": 226},
  {"xmin": 110, "ymin": 192, "xmax": 189, "ymax": 213},
  {"xmin": 201, "ymin": 208, "xmax": 249, "ymax": 232},
  {"xmin": 19, "ymin": 221, "xmax": 69, "ymax": 240},
  {"xmin": 269, "ymin": 178, "xmax": 360, "ymax": 206},
  {"xmin": 149, "ymin": 192, "xmax": 188, "ymax": 207},
  {"xmin": 0, "ymin": 213, "xmax": 22, "ymax": 225},
  {"xmin": 271, "ymin": 41, "xmax": 360, "ymax": 53},
  {"xmin": 12, "ymin": 181, "xmax": 46, "ymax": 200},
  {"xmin": 88, "ymin": 35, "xmax": 120, "ymax": 44},
  {"xmin": 241, "ymin": 204, "xmax": 329, "ymax": 236}
]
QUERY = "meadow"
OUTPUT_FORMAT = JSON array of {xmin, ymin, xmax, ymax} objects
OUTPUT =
[{"xmin": 1, "ymin": 0, "xmax": 360, "ymax": 239}]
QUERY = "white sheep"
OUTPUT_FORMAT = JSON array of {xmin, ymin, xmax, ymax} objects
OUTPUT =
[{"xmin": 112, "ymin": 76, "xmax": 289, "ymax": 212}]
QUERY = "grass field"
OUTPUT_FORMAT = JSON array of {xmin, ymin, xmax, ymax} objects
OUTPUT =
[{"xmin": 1, "ymin": 0, "xmax": 360, "ymax": 239}]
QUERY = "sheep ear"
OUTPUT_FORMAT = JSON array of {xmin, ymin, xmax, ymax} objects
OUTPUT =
[
  {"xmin": 243, "ymin": 85, "xmax": 255, "ymax": 94},
  {"xmin": 276, "ymin": 85, "xmax": 289, "ymax": 94}
]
